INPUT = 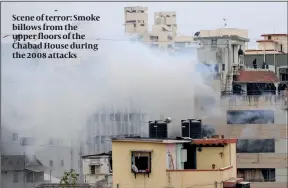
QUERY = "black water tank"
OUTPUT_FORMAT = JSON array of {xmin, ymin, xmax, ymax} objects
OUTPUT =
[
  {"xmin": 181, "ymin": 119, "xmax": 202, "ymax": 139},
  {"xmin": 149, "ymin": 121, "xmax": 168, "ymax": 138}
]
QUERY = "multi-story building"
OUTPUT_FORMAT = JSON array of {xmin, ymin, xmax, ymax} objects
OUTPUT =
[
  {"xmin": 246, "ymin": 34, "xmax": 288, "ymax": 55},
  {"xmin": 111, "ymin": 136, "xmax": 249, "ymax": 188},
  {"xmin": 124, "ymin": 6, "xmax": 148, "ymax": 34},
  {"xmin": 124, "ymin": 7, "xmax": 195, "ymax": 50},
  {"xmin": 84, "ymin": 109, "xmax": 151, "ymax": 155},
  {"xmin": 194, "ymin": 28, "xmax": 250, "ymax": 92},
  {"xmin": 192, "ymin": 28, "xmax": 287, "ymax": 188}
]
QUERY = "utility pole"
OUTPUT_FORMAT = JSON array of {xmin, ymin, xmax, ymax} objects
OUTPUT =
[{"xmin": 79, "ymin": 143, "xmax": 84, "ymax": 183}]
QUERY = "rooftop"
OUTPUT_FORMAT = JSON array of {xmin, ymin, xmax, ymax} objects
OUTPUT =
[
  {"xmin": 261, "ymin": 34, "xmax": 288, "ymax": 37},
  {"xmin": 1, "ymin": 155, "xmax": 47, "ymax": 172},
  {"xmin": 82, "ymin": 151, "xmax": 112, "ymax": 159},
  {"xmin": 234, "ymin": 70, "xmax": 280, "ymax": 83},
  {"xmin": 194, "ymin": 35, "xmax": 249, "ymax": 42},
  {"xmin": 112, "ymin": 137, "xmax": 237, "ymax": 145}
]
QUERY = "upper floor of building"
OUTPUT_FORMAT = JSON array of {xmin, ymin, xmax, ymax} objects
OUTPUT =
[{"xmin": 246, "ymin": 34, "xmax": 288, "ymax": 54}]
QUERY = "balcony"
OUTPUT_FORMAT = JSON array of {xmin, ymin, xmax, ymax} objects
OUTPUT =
[{"xmin": 166, "ymin": 166, "xmax": 235, "ymax": 187}]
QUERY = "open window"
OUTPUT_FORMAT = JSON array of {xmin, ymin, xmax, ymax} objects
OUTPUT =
[{"xmin": 131, "ymin": 150, "xmax": 152, "ymax": 178}]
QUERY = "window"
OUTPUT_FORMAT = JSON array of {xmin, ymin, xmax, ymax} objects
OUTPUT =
[
  {"xmin": 90, "ymin": 165, "xmax": 100, "ymax": 174},
  {"xmin": 61, "ymin": 160, "xmax": 64, "ymax": 167},
  {"xmin": 268, "ymin": 36, "xmax": 271, "ymax": 40},
  {"xmin": 101, "ymin": 114, "xmax": 106, "ymax": 122},
  {"xmin": 227, "ymin": 110, "xmax": 274, "ymax": 124},
  {"xmin": 131, "ymin": 151, "xmax": 151, "ymax": 174},
  {"xmin": 49, "ymin": 160, "xmax": 53, "ymax": 167},
  {"xmin": 26, "ymin": 172, "xmax": 33, "ymax": 183},
  {"xmin": 211, "ymin": 39, "xmax": 217, "ymax": 48},
  {"xmin": 13, "ymin": 172, "xmax": 18, "ymax": 183},
  {"xmin": 12, "ymin": 133, "xmax": 18, "ymax": 141},
  {"xmin": 222, "ymin": 64, "xmax": 225, "ymax": 71},
  {"xmin": 237, "ymin": 139, "xmax": 275, "ymax": 153},
  {"xmin": 237, "ymin": 168, "xmax": 275, "ymax": 182}
]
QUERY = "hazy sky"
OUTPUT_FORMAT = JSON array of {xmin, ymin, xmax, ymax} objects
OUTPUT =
[{"xmin": 1, "ymin": 1, "xmax": 287, "ymax": 48}]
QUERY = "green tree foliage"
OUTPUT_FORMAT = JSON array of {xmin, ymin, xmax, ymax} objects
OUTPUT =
[{"xmin": 60, "ymin": 169, "xmax": 79, "ymax": 188}]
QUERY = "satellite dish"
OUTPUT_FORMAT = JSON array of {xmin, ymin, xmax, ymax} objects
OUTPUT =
[{"xmin": 164, "ymin": 117, "xmax": 172, "ymax": 123}]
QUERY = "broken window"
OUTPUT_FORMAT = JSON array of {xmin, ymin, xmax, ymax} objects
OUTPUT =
[
  {"xmin": 131, "ymin": 151, "xmax": 152, "ymax": 174},
  {"xmin": 237, "ymin": 168, "xmax": 275, "ymax": 182},
  {"xmin": 237, "ymin": 139, "xmax": 275, "ymax": 153},
  {"xmin": 90, "ymin": 165, "xmax": 100, "ymax": 174},
  {"xmin": 13, "ymin": 172, "xmax": 19, "ymax": 183},
  {"xmin": 227, "ymin": 110, "xmax": 274, "ymax": 124}
]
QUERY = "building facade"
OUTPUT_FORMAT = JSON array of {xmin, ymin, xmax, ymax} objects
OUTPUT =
[
  {"xmin": 82, "ymin": 152, "xmax": 112, "ymax": 187},
  {"xmin": 1, "ymin": 155, "xmax": 47, "ymax": 188},
  {"xmin": 1, "ymin": 128, "xmax": 80, "ymax": 180},
  {"xmin": 246, "ymin": 34, "xmax": 288, "ymax": 54},
  {"xmin": 124, "ymin": 6, "xmax": 148, "ymax": 34},
  {"xmin": 112, "ymin": 137, "xmax": 248, "ymax": 188}
]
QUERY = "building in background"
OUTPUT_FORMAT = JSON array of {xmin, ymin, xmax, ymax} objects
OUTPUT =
[
  {"xmin": 246, "ymin": 34, "xmax": 288, "ymax": 55},
  {"xmin": 1, "ymin": 155, "xmax": 47, "ymax": 188},
  {"xmin": 1, "ymin": 128, "xmax": 80, "ymax": 180},
  {"xmin": 82, "ymin": 152, "xmax": 112, "ymax": 187},
  {"xmin": 112, "ymin": 137, "xmax": 249, "ymax": 188},
  {"xmin": 124, "ymin": 7, "xmax": 195, "ymax": 51},
  {"xmin": 84, "ymin": 109, "xmax": 150, "ymax": 155},
  {"xmin": 124, "ymin": 6, "xmax": 148, "ymax": 34}
]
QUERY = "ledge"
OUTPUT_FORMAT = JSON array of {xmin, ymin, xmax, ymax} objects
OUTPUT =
[{"xmin": 166, "ymin": 165, "xmax": 233, "ymax": 172}]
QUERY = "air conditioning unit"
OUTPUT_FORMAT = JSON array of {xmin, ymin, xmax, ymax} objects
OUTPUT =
[{"xmin": 236, "ymin": 182, "xmax": 250, "ymax": 188}]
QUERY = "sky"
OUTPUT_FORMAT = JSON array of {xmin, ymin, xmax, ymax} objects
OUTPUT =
[{"xmin": 1, "ymin": 1, "xmax": 287, "ymax": 48}]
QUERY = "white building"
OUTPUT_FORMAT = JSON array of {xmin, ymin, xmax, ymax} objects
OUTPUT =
[{"xmin": 82, "ymin": 152, "xmax": 112, "ymax": 188}]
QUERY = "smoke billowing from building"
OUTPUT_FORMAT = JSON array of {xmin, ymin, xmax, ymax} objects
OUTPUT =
[{"xmin": 1, "ymin": 36, "xmax": 218, "ymax": 155}]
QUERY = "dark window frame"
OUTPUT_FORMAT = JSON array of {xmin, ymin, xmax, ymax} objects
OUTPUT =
[
  {"xmin": 237, "ymin": 168, "xmax": 275, "ymax": 182},
  {"xmin": 131, "ymin": 151, "xmax": 152, "ymax": 178},
  {"xmin": 227, "ymin": 110, "xmax": 274, "ymax": 124},
  {"xmin": 237, "ymin": 139, "xmax": 275, "ymax": 153}
]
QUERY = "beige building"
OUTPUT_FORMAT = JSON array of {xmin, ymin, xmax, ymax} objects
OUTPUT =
[
  {"xmin": 112, "ymin": 137, "xmax": 247, "ymax": 188},
  {"xmin": 124, "ymin": 7, "xmax": 194, "ymax": 50},
  {"xmin": 124, "ymin": 6, "xmax": 148, "ymax": 34},
  {"xmin": 246, "ymin": 34, "xmax": 288, "ymax": 55}
]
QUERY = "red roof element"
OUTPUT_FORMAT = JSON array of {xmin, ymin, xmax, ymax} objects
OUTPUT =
[
  {"xmin": 261, "ymin": 34, "xmax": 288, "ymax": 37},
  {"xmin": 192, "ymin": 138, "xmax": 237, "ymax": 145},
  {"xmin": 256, "ymin": 40, "xmax": 278, "ymax": 43},
  {"xmin": 234, "ymin": 70, "xmax": 280, "ymax": 83}
]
